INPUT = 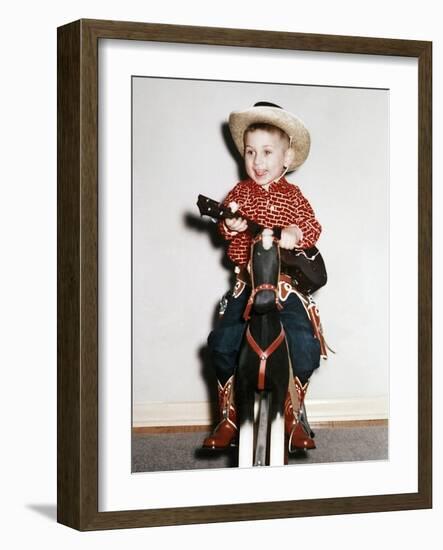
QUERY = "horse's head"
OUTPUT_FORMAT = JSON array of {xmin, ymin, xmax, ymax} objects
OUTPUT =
[{"xmin": 244, "ymin": 229, "xmax": 281, "ymax": 318}]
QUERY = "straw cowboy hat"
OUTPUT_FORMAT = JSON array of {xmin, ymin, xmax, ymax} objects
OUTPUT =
[{"xmin": 228, "ymin": 101, "xmax": 311, "ymax": 171}]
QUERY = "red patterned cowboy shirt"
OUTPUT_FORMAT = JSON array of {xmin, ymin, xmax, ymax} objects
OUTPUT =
[{"xmin": 219, "ymin": 177, "xmax": 321, "ymax": 267}]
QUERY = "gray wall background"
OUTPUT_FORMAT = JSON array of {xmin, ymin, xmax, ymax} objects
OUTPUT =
[{"xmin": 132, "ymin": 77, "xmax": 389, "ymax": 406}]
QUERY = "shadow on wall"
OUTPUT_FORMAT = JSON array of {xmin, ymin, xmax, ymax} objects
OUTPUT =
[
  {"xmin": 221, "ymin": 121, "xmax": 245, "ymax": 182},
  {"xmin": 183, "ymin": 221, "xmax": 235, "ymax": 421},
  {"xmin": 26, "ymin": 504, "xmax": 57, "ymax": 522},
  {"xmin": 181, "ymin": 121, "xmax": 246, "ymax": 424}
]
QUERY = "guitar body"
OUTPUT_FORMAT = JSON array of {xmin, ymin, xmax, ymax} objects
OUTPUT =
[
  {"xmin": 197, "ymin": 194, "xmax": 327, "ymax": 294},
  {"xmin": 280, "ymin": 246, "xmax": 327, "ymax": 294}
]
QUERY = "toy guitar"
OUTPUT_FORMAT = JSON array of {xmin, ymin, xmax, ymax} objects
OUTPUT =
[{"xmin": 197, "ymin": 194, "xmax": 327, "ymax": 294}]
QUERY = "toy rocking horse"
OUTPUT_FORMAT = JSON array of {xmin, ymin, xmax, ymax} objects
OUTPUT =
[{"xmin": 236, "ymin": 228, "xmax": 290, "ymax": 467}]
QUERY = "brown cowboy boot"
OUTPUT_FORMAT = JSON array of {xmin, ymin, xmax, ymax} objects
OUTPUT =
[
  {"xmin": 202, "ymin": 376, "xmax": 238, "ymax": 450},
  {"xmin": 284, "ymin": 376, "xmax": 316, "ymax": 452}
]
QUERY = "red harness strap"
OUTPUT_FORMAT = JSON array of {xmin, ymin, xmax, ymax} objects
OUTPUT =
[{"xmin": 246, "ymin": 325, "xmax": 286, "ymax": 391}]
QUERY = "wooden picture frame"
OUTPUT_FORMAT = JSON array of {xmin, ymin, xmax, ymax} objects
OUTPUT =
[{"xmin": 57, "ymin": 19, "xmax": 432, "ymax": 530}]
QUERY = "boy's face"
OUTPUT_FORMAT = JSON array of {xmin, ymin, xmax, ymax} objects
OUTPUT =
[{"xmin": 244, "ymin": 128, "xmax": 291, "ymax": 189}]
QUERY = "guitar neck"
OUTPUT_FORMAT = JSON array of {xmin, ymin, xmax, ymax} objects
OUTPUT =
[
  {"xmin": 197, "ymin": 195, "xmax": 281, "ymax": 239},
  {"xmin": 226, "ymin": 212, "xmax": 263, "ymax": 237}
]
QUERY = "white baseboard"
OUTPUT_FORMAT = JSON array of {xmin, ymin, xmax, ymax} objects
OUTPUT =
[
  {"xmin": 306, "ymin": 397, "xmax": 388, "ymax": 422},
  {"xmin": 133, "ymin": 396, "xmax": 388, "ymax": 427}
]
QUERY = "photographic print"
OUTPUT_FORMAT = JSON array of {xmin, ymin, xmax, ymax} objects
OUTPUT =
[{"xmin": 131, "ymin": 76, "xmax": 389, "ymax": 472}]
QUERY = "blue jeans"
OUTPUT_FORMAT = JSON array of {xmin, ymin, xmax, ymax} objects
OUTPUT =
[{"xmin": 207, "ymin": 287, "xmax": 321, "ymax": 386}]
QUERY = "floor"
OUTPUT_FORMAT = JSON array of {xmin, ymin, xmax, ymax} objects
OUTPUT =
[{"xmin": 132, "ymin": 423, "xmax": 388, "ymax": 473}]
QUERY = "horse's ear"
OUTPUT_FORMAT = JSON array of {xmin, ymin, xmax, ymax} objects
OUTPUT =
[{"xmin": 262, "ymin": 228, "xmax": 274, "ymax": 250}]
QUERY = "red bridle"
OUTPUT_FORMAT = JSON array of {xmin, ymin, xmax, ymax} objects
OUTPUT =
[
  {"xmin": 242, "ymin": 283, "xmax": 282, "ymax": 321},
  {"xmin": 243, "ymin": 232, "xmax": 282, "ymax": 322}
]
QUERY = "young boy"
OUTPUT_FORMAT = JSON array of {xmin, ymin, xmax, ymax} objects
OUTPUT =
[{"xmin": 202, "ymin": 102, "xmax": 323, "ymax": 453}]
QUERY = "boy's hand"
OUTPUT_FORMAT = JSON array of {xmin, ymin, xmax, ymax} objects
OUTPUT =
[
  {"xmin": 224, "ymin": 202, "xmax": 248, "ymax": 234},
  {"xmin": 279, "ymin": 225, "xmax": 303, "ymax": 250}
]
